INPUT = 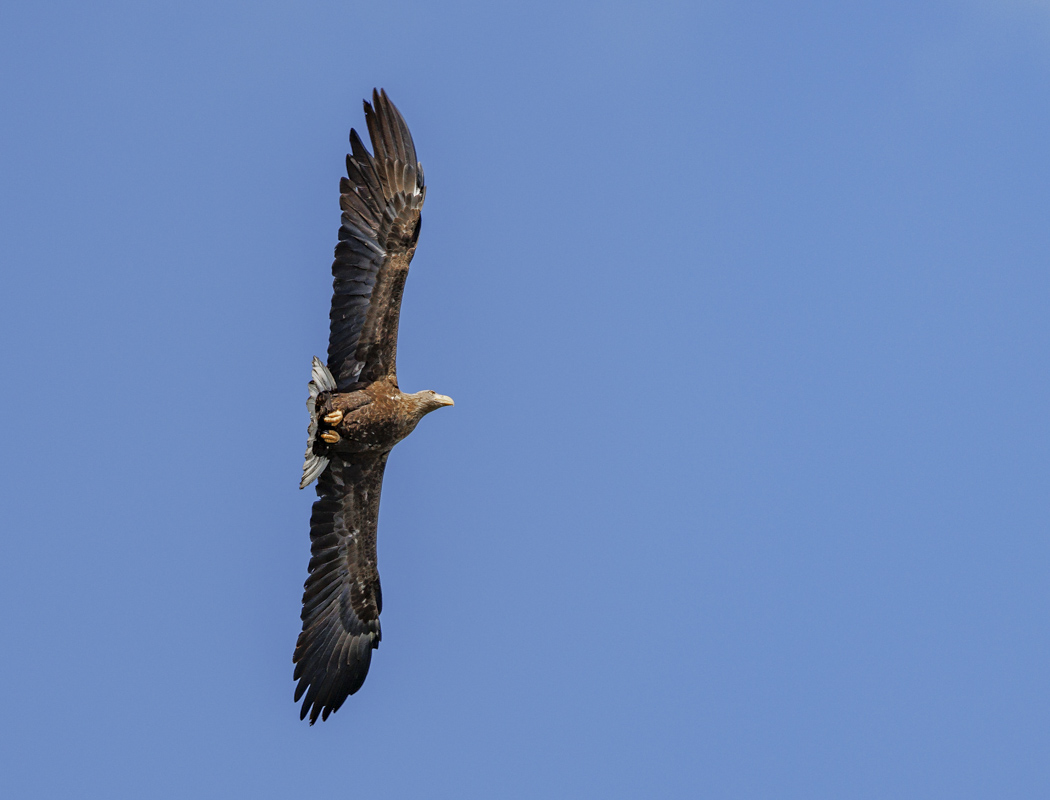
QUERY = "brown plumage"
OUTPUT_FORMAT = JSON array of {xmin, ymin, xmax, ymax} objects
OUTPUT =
[{"xmin": 293, "ymin": 90, "xmax": 453, "ymax": 724}]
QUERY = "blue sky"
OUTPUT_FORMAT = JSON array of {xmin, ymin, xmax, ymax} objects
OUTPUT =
[{"xmin": 3, "ymin": 1, "xmax": 1050, "ymax": 796}]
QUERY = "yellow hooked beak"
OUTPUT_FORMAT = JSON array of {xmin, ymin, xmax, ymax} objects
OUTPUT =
[{"xmin": 433, "ymin": 394, "xmax": 455, "ymax": 407}]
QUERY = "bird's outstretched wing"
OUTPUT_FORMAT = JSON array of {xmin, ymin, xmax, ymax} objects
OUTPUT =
[
  {"xmin": 328, "ymin": 89, "xmax": 425, "ymax": 391},
  {"xmin": 293, "ymin": 453, "xmax": 388, "ymax": 723}
]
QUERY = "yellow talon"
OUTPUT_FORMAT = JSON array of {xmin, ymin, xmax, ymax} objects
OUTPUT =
[
  {"xmin": 323, "ymin": 410, "xmax": 344, "ymax": 425},
  {"xmin": 320, "ymin": 430, "xmax": 341, "ymax": 444}
]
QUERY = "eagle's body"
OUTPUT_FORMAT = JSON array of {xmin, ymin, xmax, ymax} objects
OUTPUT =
[
  {"xmin": 293, "ymin": 90, "xmax": 452, "ymax": 724},
  {"xmin": 319, "ymin": 378, "xmax": 450, "ymax": 454}
]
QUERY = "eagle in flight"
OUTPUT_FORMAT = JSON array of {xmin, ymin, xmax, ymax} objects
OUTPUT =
[{"xmin": 294, "ymin": 90, "xmax": 452, "ymax": 723}]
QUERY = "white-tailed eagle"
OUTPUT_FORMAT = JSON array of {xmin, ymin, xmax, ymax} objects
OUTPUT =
[{"xmin": 294, "ymin": 90, "xmax": 452, "ymax": 723}]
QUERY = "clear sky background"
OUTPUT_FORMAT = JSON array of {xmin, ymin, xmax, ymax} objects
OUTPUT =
[{"xmin": 2, "ymin": 1, "xmax": 1050, "ymax": 797}]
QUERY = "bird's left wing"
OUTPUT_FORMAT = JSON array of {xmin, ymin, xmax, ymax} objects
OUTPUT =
[{"xmin": 293, "ymin": 452, "xmax": 388, "ymax": 723}]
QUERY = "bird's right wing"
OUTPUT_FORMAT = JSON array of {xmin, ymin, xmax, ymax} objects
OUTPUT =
[
  {"xmin": 327, "ymin": 89, "xmax": 425, "ymax": 391},
  {"xmin": 293, "ymin": 452, "xmax": 388, "ymax": 723}
]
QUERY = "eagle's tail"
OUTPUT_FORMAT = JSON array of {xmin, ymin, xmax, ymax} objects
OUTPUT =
[{"xmin": 300, "ymin": 357, "xmax": 337, "ymax": 489}]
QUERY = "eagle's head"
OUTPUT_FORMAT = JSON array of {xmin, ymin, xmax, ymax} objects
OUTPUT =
[{"xmin": 412, "ymin": 390, "xmax": 455, "ymax": 417}]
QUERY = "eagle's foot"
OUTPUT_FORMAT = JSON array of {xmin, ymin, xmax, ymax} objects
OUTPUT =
[
  {"xmin": 323, "ymin": 410, "xmax": 344, "ymax": 426},
  {"xmin": 319, "ymin": 430, "xmax": 341, "ymax": 444}
]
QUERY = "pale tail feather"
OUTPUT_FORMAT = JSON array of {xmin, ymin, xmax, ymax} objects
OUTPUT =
[{"xmin": 300, "ymin": 357, "xmax": 337, "ymax": 489}]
